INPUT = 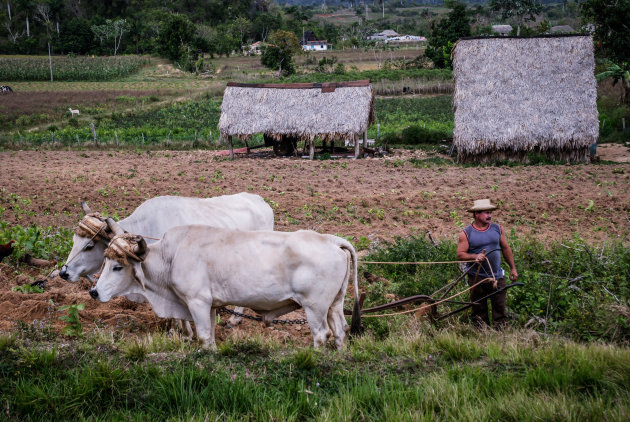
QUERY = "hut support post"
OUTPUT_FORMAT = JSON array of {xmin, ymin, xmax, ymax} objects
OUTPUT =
[
  {"xmin": 228, "ymin": 136, "xmax": 234, "ymax": 160},
  {"xmin": 244, "ymin": 137, "xmax": 249, "ymax": 155},
  {"xmin": 363, "ymin": 131, "xmax": 368, "ymax": 150},
  {"xmin": 309, "ymin": 139, "xmax": 315, "ymax": 160}
]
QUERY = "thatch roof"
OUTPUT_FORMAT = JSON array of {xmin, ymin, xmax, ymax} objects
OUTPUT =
[
  {"xmin": 219, "ymin": 80, "xmax": 375, "ymax": 143},
  {"xmin": 453, "ymin": 35, "xmax": 598, "ymax": 163}
]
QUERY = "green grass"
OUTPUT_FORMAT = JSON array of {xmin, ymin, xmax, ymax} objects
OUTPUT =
[{"xmin": 1, "ymin": 324, "xmax": 628, "ymax": 421}]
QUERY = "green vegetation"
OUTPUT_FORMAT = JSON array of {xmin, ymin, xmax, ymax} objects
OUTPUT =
[
  {"xmin": 0, "ymin": 216, "xmax": 73, "ymax": 263},
  {"xmin": 0, "ymin": 56, "xmax": 151, "ymax": 81},
  {"xmin": 11, "ymin": 284, "xmax": 45, "ymax": 294},
  {"xmin": 59, "ymin": 304, "xmax": 85, "ymax": 337},
  {"xmin": 1, "ymin": 322, "xmax": 628, "ymax": 421},
  {"xmin": 374, "ymin": 95, "xmax": 454, "ymax": 145},
  {"xmin": 363, "ymin": 235, "xmax": 630, "ymax": 344}
]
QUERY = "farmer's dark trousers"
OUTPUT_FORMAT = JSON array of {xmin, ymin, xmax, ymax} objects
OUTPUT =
[{"xmin": 467, "ymin": 276, "xmax": 507, "ymax": 328}]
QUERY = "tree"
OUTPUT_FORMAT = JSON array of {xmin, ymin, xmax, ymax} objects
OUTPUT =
[
  {"xmin": 90, "ymin": 18, "xmax": 127, "ymax": 55},
  {"xmin": 261, "ymin": 29, "xmax": 300, "ymax": 76},
  {"xmin": 581, "ymin": 0, "xmax": 630, "ymax": 104},
  {"xmin": 156, "ymin": 14, "xmax": 195, "ymax": 62},
  {"xmin": 35, "ymin": 3, "xmax": 54, "ymax": 81},
  {"xmin": 580, "ymin": 0, "xmax": 630, "ymax": 65},
  {"xmin": 489, "ymin": 0, "xmax": 542, "ymax": 36},
  {"xmin": 425, "ymin": 0, "xmax": 470, "ymax": 69}
]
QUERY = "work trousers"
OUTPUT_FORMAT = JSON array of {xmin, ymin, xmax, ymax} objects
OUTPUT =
[{"xmin": 467, "ymin": 276, "xmax": 507, "ymax": 328}]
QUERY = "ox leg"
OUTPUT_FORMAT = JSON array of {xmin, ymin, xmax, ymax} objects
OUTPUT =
[
  {"xmin": 327, "ymin": 290, "xmax": 349, "ymax": 350},
  {"xmin": 187, "ymin": 299, "xmax": 215, "ymax": 349},
  {"xmin": 303, "ymin": 306, "xmax": 332, "ymax": 348},
  {"xmin": 174, "ymin": 319, "xmax": 194, "ymax": 339}
]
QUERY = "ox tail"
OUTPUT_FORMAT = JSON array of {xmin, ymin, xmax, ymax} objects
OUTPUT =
[{"xmin": 337, "ymin": 237, "xmax": 362, "ymax": 336}]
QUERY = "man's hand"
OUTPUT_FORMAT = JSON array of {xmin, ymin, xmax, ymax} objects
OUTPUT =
[
  {"xmin": 509, "ymin": 268, "xmax": 518, "ymax": 281},
  {"xmin": 475, "ymin": 252, "xmax": 485, "ymax": 262}
]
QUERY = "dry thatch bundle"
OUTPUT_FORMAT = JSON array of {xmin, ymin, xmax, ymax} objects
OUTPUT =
[
  {"xmin": 453, "ymin": 35, "xmax": 598, "ymax": 163},
  {"xmin": 218, "ymin": 80, "xmax": 375, "ymax": 144}
]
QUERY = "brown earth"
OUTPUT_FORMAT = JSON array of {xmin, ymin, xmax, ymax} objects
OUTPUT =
[{"xmin": 1, "ymin": 149, "xmax": 629, "ymax": 344}]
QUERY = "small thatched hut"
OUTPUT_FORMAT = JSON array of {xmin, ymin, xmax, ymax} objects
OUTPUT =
[
  {"xmin": 453, "ymin": 35, "xmax": 598, "ymax": 163},
  {"xmin": 218, "ymin": 80, "xmax": 375, "ymax": 159}
]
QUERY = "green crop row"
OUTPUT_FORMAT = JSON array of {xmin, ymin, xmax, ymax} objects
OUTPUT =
[
  {"xmin": 1, "ymin": 95, "xmax": 454, "ymax": 148},
  {"xmin": 0, "ymin": 55, "xmax": 150, "ymax": 81}
]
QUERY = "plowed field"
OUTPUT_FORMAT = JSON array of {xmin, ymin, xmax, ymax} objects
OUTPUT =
[{"xmin": 1, "ymin": 149, "xmax": 629, "ymax": 343}]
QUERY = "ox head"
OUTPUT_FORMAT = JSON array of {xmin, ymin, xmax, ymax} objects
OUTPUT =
[
  {"xmin": 60, "ymin": 202, "xmax": 114, "ymax": 282},
  {"xmin": 89, "ymin": 218, "xmax": 148, "ymax": 303}
]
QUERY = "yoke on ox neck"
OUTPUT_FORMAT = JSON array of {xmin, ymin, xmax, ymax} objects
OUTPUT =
[
  {"xmin": 104, "ymin": 234, "xmax": 145, "ymax": 265},
  {"xmin": 75, "ymin": 213, "xmax": 111, "ymax": 241}
]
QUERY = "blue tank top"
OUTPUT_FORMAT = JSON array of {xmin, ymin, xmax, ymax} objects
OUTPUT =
[{"xmin": 463, "ymin": 222, "xmax": 504, "ymax": 279}]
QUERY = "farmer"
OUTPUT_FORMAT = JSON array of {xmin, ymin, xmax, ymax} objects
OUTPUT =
[{"xmin": 456, "ymin": 199, "xmax": 518, "ymax": 328}]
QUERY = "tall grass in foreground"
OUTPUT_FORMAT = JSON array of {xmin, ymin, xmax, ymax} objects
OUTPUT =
[{"xmin": 1, "ymin": 324, "xmax": 629, "ymax": 421}]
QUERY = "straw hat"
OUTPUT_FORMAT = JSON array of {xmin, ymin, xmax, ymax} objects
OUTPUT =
[{"xmin": 467, "ymin": 199, "xmax": 497, "ymax": 213}]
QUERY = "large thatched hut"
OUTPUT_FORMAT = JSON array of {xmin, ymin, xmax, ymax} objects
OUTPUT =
[
  {"xmin": 218, "ymin": 80, "xmax": 375, "ymax": 159},
  {"xmin": 452, "ymin": 35, "xmax": 598, "ymax": 163}
]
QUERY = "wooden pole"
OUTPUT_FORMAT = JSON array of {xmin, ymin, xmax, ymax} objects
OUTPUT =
[
  {"xmin": 309, "ymin": 138, "xmax": 315, "ymax": 160},
  {"xmin": 362, "ymin": 130, "xmax": 368, "ymax": 151},
  {"xmin": 228, "ymin": 135, "xmax": 234, "ymax": 159},
  {"xmin": 354, "ymin": 135, "xmax": 360, "ymax": 159}
]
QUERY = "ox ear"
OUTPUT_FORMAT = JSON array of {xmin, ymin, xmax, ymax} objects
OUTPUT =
[
  {"xmin": 132, "ymin": 261, "xmax": 147, "ymax": 291},
  {"xmin": 81, "ymin": 201, "xmax": 93, "ymax": 215},
  {"xmin": 105, "ymin": 217, "xmax": 126, "ymax": 236}
]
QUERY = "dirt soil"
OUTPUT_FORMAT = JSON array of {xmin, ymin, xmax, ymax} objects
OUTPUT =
[{"xmin": 1, "ymin": 149, "xmax": 629, "ymax": 344}]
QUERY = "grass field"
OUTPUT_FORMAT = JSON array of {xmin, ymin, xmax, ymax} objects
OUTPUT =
[{"xmin": 1, "ymin": 320, "xmax": 629, "ymax": 420}]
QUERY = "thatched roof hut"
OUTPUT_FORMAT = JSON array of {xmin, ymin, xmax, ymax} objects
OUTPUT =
[
  {"xmin": 219, "ymin": 80, "xmax": 375, "ymax": 159},
  {"xmin": 453, "ymin": 35, "xmax": 598, "ymax": 163}
]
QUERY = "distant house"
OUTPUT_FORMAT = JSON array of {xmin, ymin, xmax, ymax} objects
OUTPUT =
[
  {"xmin": 301, "ymin": 30, "xmax": 318, "ymax": 45},
  {"xmin": 550, "ymin": 25, "xmax": 575, "ymax": 34},
  {"xmin": 245, "ymin": 41, "xmax": 271, "ymax": 56},
  {"xmin": 303, "ymin": 40, "xmax": 332, "ymax": 51},
  {"xmin": 367, "ymin": 29, "xmax": 400, "ymax": 40},
  {"xmin": 385, "ymin": 35, "xmax": 427, "ymax": 43},
  {"xmin": 492, "ymin": 25, "xmax": 513, "ymax": 36}
]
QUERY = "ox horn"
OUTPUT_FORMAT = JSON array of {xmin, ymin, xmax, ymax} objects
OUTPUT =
[
  {"xmin": 133, "ymin": 236, "xmax": 147, "ymax": 256},
  {"xmin": 81, "ymin": 201, "xmax": 93, "ymax": 215},
  {"xmin": 105, "ymin": 217, "xmax": 125, "ymax": 236}
]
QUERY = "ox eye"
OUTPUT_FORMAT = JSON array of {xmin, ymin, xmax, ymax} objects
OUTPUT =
[
  {"xmin": 113, "ymin": 266, "xmax": 123, "ymax": 271},
  {"xmin": 84, "ymin": 243, "xmax": 94, "ymax": 251}
]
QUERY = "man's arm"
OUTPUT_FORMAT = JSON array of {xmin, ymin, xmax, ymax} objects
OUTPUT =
[
  {"xmin": 499, "ymin": 227, "xmax": 518, "ymax": 281},
  {"xmin": 457, "ymin": 231, "xmax": 485, "ymax": 262}
]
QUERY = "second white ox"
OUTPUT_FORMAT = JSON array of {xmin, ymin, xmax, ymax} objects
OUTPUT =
[
  {"xmin": 60, "ymin": 193, "xmax": 274, "ymax": 282},
  {"xmin": 90, "ymin": 219, "xmax": 362, "ymax": 349}
]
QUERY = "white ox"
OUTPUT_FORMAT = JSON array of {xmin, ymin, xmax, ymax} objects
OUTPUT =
[
  {"xmin": 60, "ymin": 193, "xmax": 274, "ymax": 282},
  {"xmin": 60, "ymin": 193, "xmax": 274, "ymax": 331},
  {"xmin": 90, "ymin": 219, "xmax": 362, "ymax": 349}
]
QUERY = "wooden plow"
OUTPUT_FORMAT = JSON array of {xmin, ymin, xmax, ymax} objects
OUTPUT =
[{"xmin": 344, "ymin": 255, "xmax": 524, "ymax": 322}]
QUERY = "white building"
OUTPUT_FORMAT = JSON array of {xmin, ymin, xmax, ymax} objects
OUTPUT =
[
  {"xmin": 302, "ymin": 40, "xmax": 332, "ymax": 51},
  {"xmin": 385, "ymin": 35, "xmax": 427, "ymax": 43}
]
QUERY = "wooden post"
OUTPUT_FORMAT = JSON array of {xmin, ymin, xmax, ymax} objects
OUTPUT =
[
  {"xmin": 244, "ymin": 137, "xmax": 249, "ymax": 155},
  {"xmin": 354, "ymin": 135, "xmax": 360, "ymax": 159},
  {"xmin": 115, "ymin": 131, "xmax": 119, "ymax": 147},
  {"xmin": 362, "ymin": 130, "xmax": 368, "ymax": 151},
  {"xmin": 228, "ymin": 135, "xmax": 234, "ymax": 159},
  {"xmin": 377, "ymin": 123, "xmax": 380, "ymax": 139},
  {"xmin": 309, "ymin": 138, "xmax": 315, "ymax": 160},
  {"xmin": 90, "ymin": 122, "xmax": 97, "ymax": 147}
]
